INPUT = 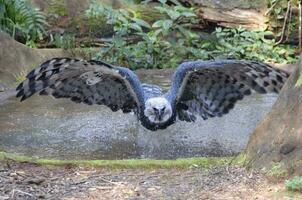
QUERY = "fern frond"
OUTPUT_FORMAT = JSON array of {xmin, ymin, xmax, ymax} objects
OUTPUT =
[{"xmin": 0, "ymin": 0, "xmax": 46, "ymax": 42}]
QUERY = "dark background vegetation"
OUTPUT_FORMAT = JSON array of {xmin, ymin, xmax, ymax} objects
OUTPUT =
[{"xmin": 0, "ymin": 0, "xmax": 300, "ymax": 70}]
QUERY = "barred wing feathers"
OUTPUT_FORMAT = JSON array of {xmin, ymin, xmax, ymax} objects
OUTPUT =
[
  {"xmin": 16, "ymin": 58, "xmax": 145, "ymax": 113},
  {"xmin": 168, "ymin": 60, "xmax": 289, "ymax": 121},
  {"xmin": 141, "ymin": 83, "xmax": 163, "ymax": 99}
]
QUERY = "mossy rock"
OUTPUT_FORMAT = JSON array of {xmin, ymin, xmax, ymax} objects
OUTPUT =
[
  {"xmin": 0, "ymin": 32, "xmax": 74, "ymax": 89},
  {"xmin": 0, "ymin": 151, "xmax": 234, "ymax": 169}
]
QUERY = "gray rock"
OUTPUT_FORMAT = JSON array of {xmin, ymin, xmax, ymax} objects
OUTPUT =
[{"xmin": 0, "ymin": 32, "xmax": 73, "ymax": 91}]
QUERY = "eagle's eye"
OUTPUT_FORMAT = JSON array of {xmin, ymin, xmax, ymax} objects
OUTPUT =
[
  {"xmin": 153, "ymin": 107, "xmax": 157, "ymax": 111},
  {"xmin": 161, "ymin": 106, "xmax": 166, "ymax": 111}
]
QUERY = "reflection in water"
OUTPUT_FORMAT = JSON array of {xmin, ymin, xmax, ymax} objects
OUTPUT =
[{"xmin": 0, "ymin": 71, "xmax": 278, "ymax": 160}]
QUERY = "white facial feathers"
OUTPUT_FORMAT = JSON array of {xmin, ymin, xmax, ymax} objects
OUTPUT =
[{"xmin": 144, "ymin": 97, "xmax": 172, "ymax": 124}]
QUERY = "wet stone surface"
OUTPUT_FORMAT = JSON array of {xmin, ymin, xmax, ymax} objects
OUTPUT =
[{"xmin": 0, "ymin": 70, "xmax": 278, "ymax": 160}]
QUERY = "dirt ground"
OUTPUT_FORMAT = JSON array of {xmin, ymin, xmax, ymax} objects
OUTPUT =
[{"xmin": 0, "ymin": 160, "xmax": 300, "ymax": 200}]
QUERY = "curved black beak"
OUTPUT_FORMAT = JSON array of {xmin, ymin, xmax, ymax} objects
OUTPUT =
[{"xmin": 154, "ymin": 107, "xmax": 165, "ymax": 121}]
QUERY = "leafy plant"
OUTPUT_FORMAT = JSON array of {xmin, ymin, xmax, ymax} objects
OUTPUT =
[
  {"xmin": 85, "ymin": 0, "xmax": 150, "ymax": 37},
  {"xmin": 85, "ymin": 0, "xmax": 110, "ymax": 37},
  {"xmin": 0, "ymin": 0, "xmax": 47, "ymax": 44},
  {"xmin": 48, "ymin": 0, "xmax": 68, "ymax": 17},
  {"xmin": 209, "ymin": 27, "xmax": 297, "ymax": 63},
  {"xmin": 86, "ymin": 0, "xmax": 298, "ymax": 69},
  {"xmin": 295, "ymin": 72, "xmax": 302, "ymax": 87},
  {"xmin": 267, "ymin": 163, "xmax": 288, "ymax": 178},
  {"xmin": 266, "ymin": 0, "xmax": 300, "ymax": 43},
  {"xmin": 151, "ymin": 1, "xmax": 198, "ymax": 39},
  {"xmin": 91, "ymin": 0, "xmax": 201, "ymax": 69},
  {"xmin": 50, "ymin": 33, "xmax": 76, "ymax": 50},
  {"xmin": 286, "ymin": 176, "xmax": 302, "ymax": 192}
]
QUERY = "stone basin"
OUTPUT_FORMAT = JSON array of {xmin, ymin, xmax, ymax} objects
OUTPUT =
[{"xmin": 0, "ymin": 70, "xmax": 278, "ymax": 160}]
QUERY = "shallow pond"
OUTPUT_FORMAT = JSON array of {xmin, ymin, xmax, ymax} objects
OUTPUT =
[{"xmin": 0, "ymin": 70, "xmax": 278, "ymax": 160}]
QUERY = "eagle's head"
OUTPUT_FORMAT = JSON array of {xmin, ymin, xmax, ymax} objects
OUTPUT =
[{"xmin": 144, "ymin": 97, "xmax": 172, "ymax": 124}]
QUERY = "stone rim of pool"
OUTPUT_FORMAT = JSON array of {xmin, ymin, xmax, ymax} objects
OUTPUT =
[{"xmin": 0, "ymin": 91, "xmax": 278, "ymax": 160}]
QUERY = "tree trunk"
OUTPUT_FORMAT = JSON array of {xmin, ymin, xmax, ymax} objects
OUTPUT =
[{"xmin": 245, "ymin": 57, "xmax": 302, "ymax": 177}]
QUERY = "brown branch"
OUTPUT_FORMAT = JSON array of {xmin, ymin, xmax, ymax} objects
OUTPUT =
[
  {"xmin": 276, "ymin": 1, "xmax": 292, "ymax": 45},
  {"xmin": 265, "ymin": 0, "xmax": 282, "ymax": 16},
  {"xmin": 11, "ymin": 189, "xmax": 34, "ymax": 199},
  {"xmin": 299, "ymin": 1, "xmax": 302, "ymax": 52},
  {"xmin": 37, "ymin": 36, "xmax": 142, "ymax": 48},
  {"xmin": 285, "ymin": 3, "xmax": 293, "ymax": 42}
]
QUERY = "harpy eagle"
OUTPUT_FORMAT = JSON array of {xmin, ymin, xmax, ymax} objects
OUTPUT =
[{"xmin": 16, "ymin": 58, "xmax": 289, "ymax": 131}]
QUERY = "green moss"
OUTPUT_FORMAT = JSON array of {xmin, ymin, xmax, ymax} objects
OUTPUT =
[
  {"xmin": 286, "ymin": 176, "xmax": 302, "ymax": 192},
  {"xmin": 295, "ymin": 72, "xmax": 302, "ymax": 87},
  {"xmin": 267, "ymin": 163, "xmax": 289, "ymax": 179},
  {"xmin": 0, "ymin": 151, "xmax": 234, "ymax": 169},
  {"xmin": 231, "ymin": 153, "xmax": 247, "ymax": 166},
  {"xmin": 13, "ymin": 68, "xmax": 30, "ymax": 83}
]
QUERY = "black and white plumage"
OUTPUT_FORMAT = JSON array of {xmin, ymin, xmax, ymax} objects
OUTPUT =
[{"xmin": 16, "ymin": 58, "xmax": 289, "ymax": 131}]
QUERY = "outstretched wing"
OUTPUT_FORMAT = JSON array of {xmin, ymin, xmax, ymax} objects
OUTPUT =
[
  {"xmin": 16, "ymin": 58, "xmax": 145, "ymax": 113},
  {"xmin": 167, "ymin": 60, "xmax": 289, "ymax": 122}
]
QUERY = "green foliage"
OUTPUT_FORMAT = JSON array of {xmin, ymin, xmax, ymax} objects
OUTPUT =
[
  {"xmin": 286, "ymin": 176, "xmax": 302, "ymax": 192},
  {"xmin": 73, "ymin": 0, "xmax": 297, "ymax": 69},
  {"xmin": 0, "ymin": 0, "xmax": 47, "ymax": 44},
  {"xmin": 85, "ymin": 0, "xmax": 151, "ymax": 37},
  {"xmin": 86, "ymin": 0, "xmax": 298, "ymax": 69},
  {"xmin": 13, "ymin": 68, "xmax": 27, "ymax": 83},
  {"xmin": 266, "ymin": 0, "xmax": 300, "ymax": 37},
  {"xmin": 295, "ymin": 72, "xmax": 302, "ymax": 87},
  {"xmin": 125, "ymin": 4, "xmax": 165, "ymax": 25},
  {"xmin": 50, "ymin": 33, "xmax": 76, "ymax": 50},
  {"xmin": 85, "ymin": 0, "xmax": 110, "ymax": 37},
  {"xmin": 210, "ymin": 27, "xmax": 297, "ymax": 63},
  {"xmin": 151, "ymin": 1, "xmax": 198, "ymax": 38},
  {"xmin": 267, "ymin": 163, "xmax": 288, "ymax": 178},
  {"xmin": 47, "ymin": 0, "xmax": 68, "ymax": 17},
  {"xmin": 91, "ymin": 0, "xmax": 202, "ymax": 69}
]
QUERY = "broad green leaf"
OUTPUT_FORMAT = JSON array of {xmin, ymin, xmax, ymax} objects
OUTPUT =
[
  {"xmin": 130, "ymin": 23, "xmax": 143, "ymax": 32},
  {"xmin": 162, "ymin": 20, "xmax": 173, "ymax": 30},
  {"xmin": 181, "ymin": 12, "xmax": 196, "ymax": 18},
  {"xmin": 132, "ymin": 18, "xmax": 151, "ymax": 29},
  {"xmin": 152, "ymin": 20, "xmax": 163, "ymax": 28},
  {"xmin": 154, "ymin": 29, "xmax": 162, "ymax": 36},
  {"xmin": 201, "ymin": 42, "xmax": 211, "ymax": 48},
  {"xmin": 167, "ymin": 10, "xmax": 180, "ymax": 20},
  {"xmin": 170, "ymin": 0, "xmax": 181, "ymax": 5},
  {"xmin": 154, "ymin": 6, "xmax": 168, "ymax": 13},
  {"xmin": 158, "ymin": 0, "xmax": 167, "ymax": 4}
]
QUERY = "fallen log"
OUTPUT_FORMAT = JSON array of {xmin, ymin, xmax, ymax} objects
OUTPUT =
[{"xmin": 197, "ymin": 7, "xmax": 268, "ymax": 30}]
